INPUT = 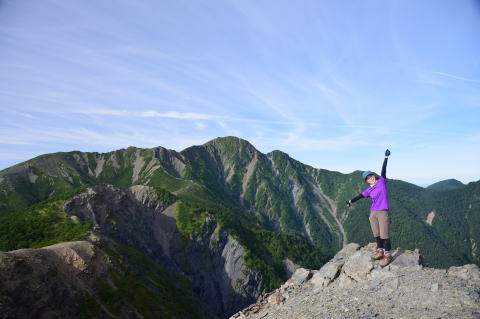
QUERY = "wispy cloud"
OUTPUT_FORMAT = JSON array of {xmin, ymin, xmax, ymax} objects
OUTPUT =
[
  {"xmin": 1, "ymin": 0, "xmax": 480, "ymax": 185},
  {"xmin": 434, "ymin": 72, "xmax": 480, "ymax": 84},
  {"xmin": 139, "ymin": 110, "xmax": 218, "ymax": 120},
  {"xmin": 57, "ymin": 108, "xmax": 301, "ymax": 125},
  {"xmin": 0, "ymin": 124, "xmax": 210, "ymax": 151},
  {"xmin": 417, "ymin": 70, "xmax": 480, "ymax": 87}
]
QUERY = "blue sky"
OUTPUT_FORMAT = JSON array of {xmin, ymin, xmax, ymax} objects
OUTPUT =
[{"xmin": 1, "ymin": 0, "xmax": 479, "ymax": 187}]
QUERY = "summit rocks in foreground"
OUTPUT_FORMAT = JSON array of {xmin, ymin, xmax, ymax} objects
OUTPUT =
[{"xmin": 231, "ymin": 243, "xmax": 480, "ymax": 319}]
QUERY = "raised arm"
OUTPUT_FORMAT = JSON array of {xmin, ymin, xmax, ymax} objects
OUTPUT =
[{"xmin": 381, "ymin": 149, "xmax": 390, "ymax": 178}]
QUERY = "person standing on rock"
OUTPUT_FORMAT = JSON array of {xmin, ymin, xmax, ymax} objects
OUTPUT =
[{"xmin": 346, "ymin": 149, "xmax": 392, "ymax": 267}]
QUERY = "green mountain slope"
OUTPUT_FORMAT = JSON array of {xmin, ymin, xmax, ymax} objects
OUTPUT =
[
  {"xmin": 1, "ymin": 136, "xmax": 479, "ymax": 269},
  {"xmin": 0, "ymin": 183, "xmax": 327, "ymax": 318}
]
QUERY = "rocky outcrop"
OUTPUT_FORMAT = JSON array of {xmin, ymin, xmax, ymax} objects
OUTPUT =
[
  {"xmin": 175, "ymin": 214, "xmax": 263, "ymax": 317},
  {"xmin": 0, "ymin": 241, "xmax": 108, "ymax": 318},
  {"xmin": 0, "ymin": 184, "xmax": 262, "ymax": 318},
  {"xmin": 231, "ymin": 243, "xmax": 480, "ymax": 319},
  {"xmin": 63, "ymin": 184, "xmax": 261, "ymax": 318}
]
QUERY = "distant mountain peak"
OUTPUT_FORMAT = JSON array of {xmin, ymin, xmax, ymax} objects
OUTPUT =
[
  {"xmin": 426, "ymin": 179, "xmax": 465, "ymax": 191},
  {"xmin": 204, "ymin": 136, "xmax": 255, "ymax": 147},
  {"xmin": 202, "ymin": 136, "xmax": 261, "ymax": 156}
]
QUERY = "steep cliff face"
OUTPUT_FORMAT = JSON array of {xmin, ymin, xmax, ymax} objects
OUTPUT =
[
  {"xmin": 177, "ymin": 215, "xmax": 263, "ymax": 316},
  {"xmin": 232, "ymin": 243, "xmax": 480, "ymax": 319},
  {"xmin": 0, "ymin": 237, "xmax": 209, "ymax": 319},
  {"xmin": 64, "ymin": 185, "xmax": 261, "ymax": 317},
  {"xmin": 0, "ymin": 184, "xmax": 263, "ymax": 318},
  {"xmin": 63, "ymin": 184, "xmax": 262, "ymax": 318}
]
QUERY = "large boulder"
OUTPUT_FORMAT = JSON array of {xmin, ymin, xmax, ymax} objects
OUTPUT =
[
  {"xmin": 310, "ymin": 243, "xmax": 360, "ymax": 288},
  {"xmin": 390, "ymin": 248, "xmax": 424, "ymax": 268},
  {"xmin": 310, "ymin": 260, "xmax": 343, "ymax": 288},
  {"xmin": 341, "ymin": 250, "xmax": 374, "ymax": 282}
]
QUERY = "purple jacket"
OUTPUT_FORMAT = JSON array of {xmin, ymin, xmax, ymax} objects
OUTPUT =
[{"xmin": 362, "ymin": 176, "xmax": 389, "ymax": 211}]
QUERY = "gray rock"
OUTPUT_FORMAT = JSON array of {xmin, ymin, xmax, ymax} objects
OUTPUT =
[
  {"xmin": 337, "ymin": 273, "xmax": 356, "ymax": 287},
  {"xmin": 342, "ymin": 250, "xmax": 374, "ymax": 282},
  {"xmin": 239, "ymin": 243, "xmax": 480, "ymax": 319},
  {"xmin": 447, "ymin": 264, "xmax": 480, "ymax": 282},
  {"xmin": 267, "ymin": 292, "xmax": 285, "ymax": 305},
  {"xmin": 333, "ymin": 243, "xmax": 360, "ymax": 262},
  {"xmin": 286, "ymin": 268, "xmax": 313, "ymax": 286},
  {"xmin": 0, "ymin": 241, "xmax": 107, "ymax": 319},
  {"xmin": 310, "ymin": 261, "xmax": 343, "ymax": 288},
  {"xmin": 390, "ymin": 248, "xmax": 423, "ymax": 267}
]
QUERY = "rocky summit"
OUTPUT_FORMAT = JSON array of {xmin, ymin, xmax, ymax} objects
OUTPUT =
[{"xmin": 230, "ymin": 243, "xmax": 480, "ymax": 319}]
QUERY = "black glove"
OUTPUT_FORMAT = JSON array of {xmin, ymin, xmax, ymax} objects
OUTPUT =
[
  {"xmin": 346, "ymin": 200, "xmax": 352, "ymax": 208},
  {"xmin": 385, "ymin": 149, "xmax": 391, "ymax": 157}
]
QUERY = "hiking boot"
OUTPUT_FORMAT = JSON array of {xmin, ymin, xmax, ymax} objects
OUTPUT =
[
  {"xmin": 379, "ymin": 253, "xmax": 392, "ymax": 267},
  {"xmin": 371, "ymin": 249, "xmax": 384, "ymax": 260}
]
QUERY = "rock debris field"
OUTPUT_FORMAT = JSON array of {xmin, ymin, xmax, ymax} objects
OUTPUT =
[{"xmin": 230, "ymin": 243, "xmax": 480, "ymax": 319}]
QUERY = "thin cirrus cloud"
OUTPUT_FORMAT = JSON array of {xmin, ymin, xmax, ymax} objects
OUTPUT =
[
  {"xmin": 75, "ymin": 109, "xmax": 221, "ymax": 120},
  {"xmin": 433, "ymin": 72, "xmax": 480, "ymax": 84},
  {"xmin": 68, "ymin": 108, "xmax": 307, "ymax": 126},
  {"xmin": 1, "ymin": 0, "xmax": 480, "ymax": 186}
]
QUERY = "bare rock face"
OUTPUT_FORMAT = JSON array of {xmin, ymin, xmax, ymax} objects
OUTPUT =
[
  {"xmin": 1, "ymin": 185, "xmax": 262, "ymax": 319},
  {"xmin": 231, "ymin": 243, "xmax": 480, "ymax": 319},
  {"xmin": 0, "ymin": 241, "xmax": 108, "ymax": 319},
  {"xmin": 221, "ymin": 234, "xmax": 262, "ymax": 300},
  {"xmin": 180, "ymin": 214, "xmax": 262, "ymax": 317},
  {"xmin": 62, "ymin": 184, "xmax": 262, "ymax": 318}
]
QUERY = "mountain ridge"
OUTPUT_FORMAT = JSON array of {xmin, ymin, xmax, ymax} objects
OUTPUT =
[
  {"xmin": 1, "ymin": 136, "xmax": 480, "ymax": 317},
  {"xmin": 1, "ymin": 136, "xmax": 479, "ymax": 267}
]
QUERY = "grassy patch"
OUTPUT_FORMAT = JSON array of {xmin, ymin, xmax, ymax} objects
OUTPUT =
[
  {"xmin": 153, "ymin": 187, "xmax": 177, "ymax": 205},
  {"xmin": 148, "ymin": 167, "xmax": 192, "ymax": 192},
  {"xmin": 175, "ymin": 201, "xmax": 208, "ymax": 236},
  {"xmin": 0, "ymin": 198, "xmax": 91, "ymax": 251}
]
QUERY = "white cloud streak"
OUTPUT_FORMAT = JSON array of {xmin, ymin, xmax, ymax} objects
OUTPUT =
[
  {"xmin": 434, "ymin": 72, "xmax": 480, "ymax": 84},
  {"xmin": 24, "ymin": 108, "xmax": 311, "ymax": 126}
]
